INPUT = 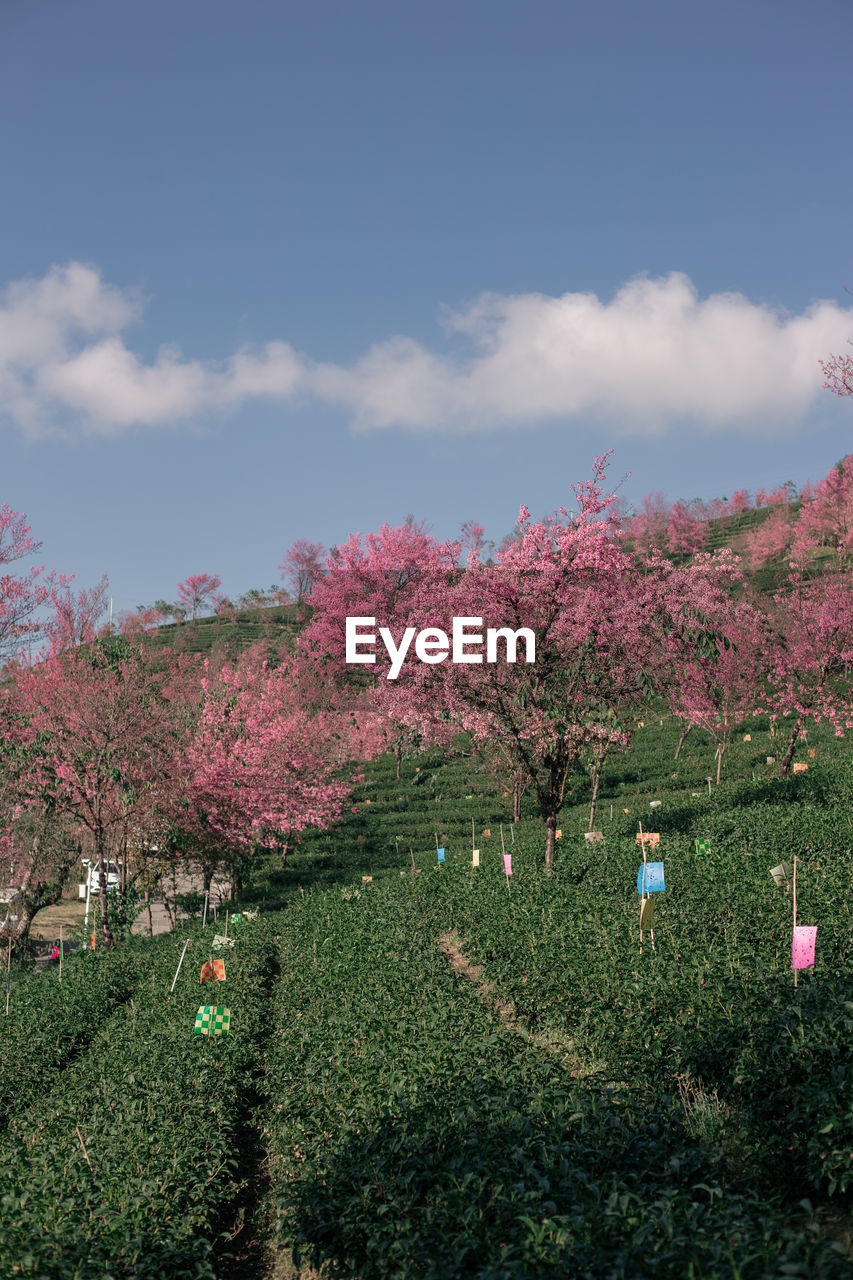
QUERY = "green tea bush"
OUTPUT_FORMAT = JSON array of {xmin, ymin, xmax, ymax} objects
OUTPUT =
[
  {"xmin": 262, "ymin": 878, "xmax": 852, "ymax": 1278},
  {"xmin": 0, "ymin": 918, "xmax": 279, "ymax": 1279}
]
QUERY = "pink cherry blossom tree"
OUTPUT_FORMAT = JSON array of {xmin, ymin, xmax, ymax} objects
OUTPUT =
[
  {"xmin": 415, "ymin": 518, "xmax": 742, "ymax": 863},
  {"xmin": 5, "ymin": 637, "xmax": 187, "ymax": 947},
  {"xmin": 789, "ymin": 456, "xmax": 853, "ymax": 568},
  {"xmin": 0, "ymin": 504, "xmax": 68, "ymax": 663},
  {"xmin": 626, "ymin": 491, "xmax": 670, "ymax": 555},
  {"xmin": 459, "ymin": 520, "xmax": 488, "ymax": 566},
  {"xmin": 176, "ymin": 572, "xmax": 222, "ymax": 621},
  {"xmin": 279, "ymin": 540, "xmax": 325, "ymax": 603},
  {"xmin": 303, "ymin": 458, "xmax": 739, "ymax": 867},
  {"xmin": 668, "ymin": 592, "xmax": 767, "ymax": 783},
  {"xmin": 41, "ymin": 575, "xmax": 110, "ymax": 656},
  {"xmin": 666, "ymin": 501, "xmax": 707, "ymax": 557},
  {"xmin": 762, "ymin": 567, "xmax": 853, "ymax": 772},
  {"xmin": 743, "ymin": 506, "xmax": 795, "ymax": 572},
  {"xmin": 182, "ymin": 649, "xmax": 351, "ymax": 892}
]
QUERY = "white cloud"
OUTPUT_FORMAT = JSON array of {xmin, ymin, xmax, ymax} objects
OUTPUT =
[
  {"xmin": 0, "ymin": 262, "xmax": 308, "ymax": 435},
  {"xmin": 0, "ymin": 262, "xmax": 850, "ymax": 438}
]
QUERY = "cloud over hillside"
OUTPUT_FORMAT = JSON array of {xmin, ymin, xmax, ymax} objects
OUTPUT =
[{"xmin": 1, "ymin": 263, "xmax": 850, "ymax": 438}]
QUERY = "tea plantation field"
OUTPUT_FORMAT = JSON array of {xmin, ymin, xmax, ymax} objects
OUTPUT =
[{"xmin": 2, "ymin": 716, "xmax": 852, "ymax": 1278}]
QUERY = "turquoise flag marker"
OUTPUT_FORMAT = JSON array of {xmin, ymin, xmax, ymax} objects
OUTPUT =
[
  {"xmin": 437, "ymin": 847, "xmax": 445, "ymax": 864},
  {"xmin": 636, "ymin": 862, "xmax": 665, "ymax": 894}
]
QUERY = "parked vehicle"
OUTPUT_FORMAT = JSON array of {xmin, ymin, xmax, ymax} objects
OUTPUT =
[{"xmin": 78, "ymin": 860, "xmax": 121, "ymax": 899}]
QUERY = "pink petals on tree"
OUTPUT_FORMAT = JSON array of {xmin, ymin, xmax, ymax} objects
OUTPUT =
[{"xmin": 183, "ymin": 652, "xmax": 350, "ymax": 850}]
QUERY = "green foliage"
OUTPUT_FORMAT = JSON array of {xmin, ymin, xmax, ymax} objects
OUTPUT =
[
  {"xmin": 0, "ymin": 951, "xmax": 142, "ymax": 1122},
  {"xmin": 4, "ymin": 711, "xmax": 853, "ymax": 1275},
  {"xmin": 0, "ymin": 921, "xmax": 279, "ymax": 1278},
  {"xmin": 105, "ymin": 884, "xmax": 145, "ymax": 941},
  {"xmin": 261, "ymin": 872, "xmax": 851, "ymax": 1277}
]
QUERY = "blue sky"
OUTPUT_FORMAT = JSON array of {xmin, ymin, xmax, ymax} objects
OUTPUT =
[{"xmin": 1, "ymin": 0, "xmax": 852, "ymax": 614}]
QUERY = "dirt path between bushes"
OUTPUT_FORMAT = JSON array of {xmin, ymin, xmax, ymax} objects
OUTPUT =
[{"xmin": 437, "ymin": 929, "xmax": 589, "ymax": 1076}]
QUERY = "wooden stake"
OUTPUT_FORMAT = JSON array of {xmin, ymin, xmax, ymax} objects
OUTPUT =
[
  {"xmin": 76, "ymin": 1125, "xmax": 94, "ymax": 1170},
  {"xmin": 638, "ymin": 821, "xmax": 648, "ymax": 894},
  {"xmin": 59, "ymin": 925, "xmax": 63, "ymax": 984},
  {"xmin": 472, "ymin": 816, "xmax": 475, "ymax": 859},
  {"xmin": 202, "ymin": 891, "xmax": 209, "ymax": 931},
  {"xmin": 638, "ymin": 822, "xmax": 649, "ymax": 947},
  {"xmin": 410, "ymin": 846, "xmax": 416, "ymax": 873},
  {"xmin": 5, "ymin": 936, "xmax": 10, "ymax": 1016}
]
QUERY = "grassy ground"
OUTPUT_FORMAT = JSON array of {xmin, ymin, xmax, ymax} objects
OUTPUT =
[{"xmin": 28, "ymin": 898, "xmax": 87, "ymax": 941}]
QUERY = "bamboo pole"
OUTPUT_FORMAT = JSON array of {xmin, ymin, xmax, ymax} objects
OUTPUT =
[
  {"xmin": 501, "ymin": 825, "xmax": 510, "ymax": 889},
  {"xmin": 76, "ymin": 1125, "xmax": 94, "ymax": 1170},
  {"xmin": 5, "ymin": 936, "xmax": 11, "ymax": 1016},
  {"xmin": 793, "ymin": 855, "xmax": 798, "ymax": 990},
  {"xmin": 169, "ymin": 939, "xmax": 191, "ymax": 995},
  {"xmin": 638, "ymin": 821, "xmax": 653, "ymax": 950}
]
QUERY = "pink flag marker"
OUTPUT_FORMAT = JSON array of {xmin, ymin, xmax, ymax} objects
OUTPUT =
[
  {"xmin": 503, "ymin": 852, "xmax": 512, "ymax": 876},
  {"xmin": 791, "ymin": 925, "xmax": 817, "ymax": 970}
]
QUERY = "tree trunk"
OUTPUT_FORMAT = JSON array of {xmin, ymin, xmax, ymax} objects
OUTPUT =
[
  {"xmin": 513, "ymin": 772, "xmax": 522, "ymax": 824},
  {"xmin": 674, "ymin": 723, "xmax": 692, "ymax": 761},
  {"xmin": 780, "ymin": 714, "xmax": 805, "ymax": 776},
  {"xmin": 97, "ymin": 852, "xmax": 115, "ymax": 950},
  {"xmin": 144, "ymin": 891, "xmax": 153, "ymax": 937},
  {"xmin": 161, "ymin": 894, "xmax": 176, "ymax": 931},
  {"xmin": 588, "ymin": 765, "xmax": 602, "ymax": 831},
  {"xmin": 716, "ymin": 743, "xmax": 724, "ymax": 786},
  {"xmin": 7, "ymin": 897, "xmax": 40, "ymax": 948},
  {"xmin": 543, "ymin": 813, "xmax": 557, "ymax": 870}
]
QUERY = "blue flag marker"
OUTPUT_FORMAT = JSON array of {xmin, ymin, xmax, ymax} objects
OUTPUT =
[
  {"xmin": 636, "ymin": 862, "xmax": 665, "ymax": 894},
  {"xmin": 437, "ymin": 847, "xmax": 446, "ymax": 863}
]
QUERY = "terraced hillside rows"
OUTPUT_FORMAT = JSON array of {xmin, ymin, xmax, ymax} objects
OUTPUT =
[{"xmin": 3, "ymin": 715, "xmax": 852, "ymax": 1277}]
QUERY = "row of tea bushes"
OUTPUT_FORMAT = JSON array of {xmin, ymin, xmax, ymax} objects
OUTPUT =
[
  {"xmin": 428, "ymin": 843, "xmax": 853, "ymax": 1199},
  {"xmin": 261, "ymin": 877, "xmax": 851, "ymax": 1278},
  {"xmin": 0, "ymin": 949, "xmax": 144, "ymax": 1125},
  {"xmin": 0, "ymin": 918, "xmax": 279, "ymax": 1279}
]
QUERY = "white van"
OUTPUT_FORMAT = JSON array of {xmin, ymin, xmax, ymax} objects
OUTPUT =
[{"xmin": 78, "ymin": 860, "xmax": 121, "ymax": 899}]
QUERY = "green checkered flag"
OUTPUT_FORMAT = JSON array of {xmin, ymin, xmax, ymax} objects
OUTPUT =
[
  {"xmin": 194, "ymin": 1005, "xmax": 231, "ymax": 1037},
  {"xmin": 695, "ymin": 839, "xmax": 711, "ymax": 854}
]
